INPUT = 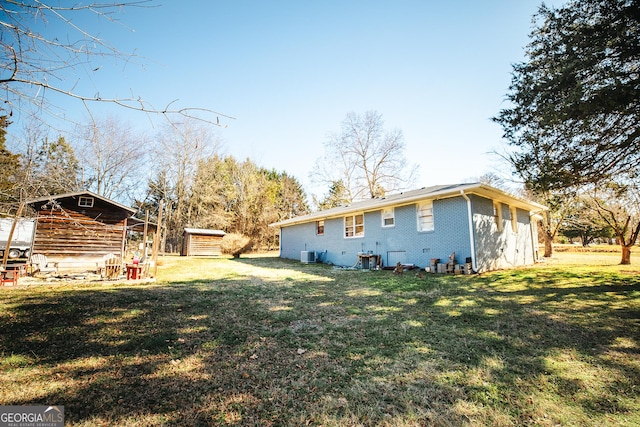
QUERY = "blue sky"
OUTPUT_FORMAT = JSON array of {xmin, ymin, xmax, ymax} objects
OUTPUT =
[{"xmin": 13, "ymin": 0, "xmax": 566, "ymax": 198}]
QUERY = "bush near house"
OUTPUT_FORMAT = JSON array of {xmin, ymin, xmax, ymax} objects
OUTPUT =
[{"xmin": 220, "ymin": 233, "xmax": 253, "ymax": 258}]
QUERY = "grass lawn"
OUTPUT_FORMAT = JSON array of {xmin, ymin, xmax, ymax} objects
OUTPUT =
[{"xmin": 1, "ymin": 251, "xmax": 639, "ymax": 426}]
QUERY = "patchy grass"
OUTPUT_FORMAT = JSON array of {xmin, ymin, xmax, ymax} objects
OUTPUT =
[{"xmin": 0, "ymin": 253, "xmax": 639, "ymax": 426}]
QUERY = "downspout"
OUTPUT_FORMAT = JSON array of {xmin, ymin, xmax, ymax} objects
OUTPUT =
[
  {"xmin": 460, "ymin": 190, "xmax": 477, "ymax": 272},
  {"xmin": 529, "ymin": 212, "xmax": 542, "ymax": 262}
]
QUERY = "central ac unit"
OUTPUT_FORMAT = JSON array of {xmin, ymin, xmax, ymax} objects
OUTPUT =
[{"xmin": 301, "ymin": 250, "xmax": 316, "ymax": 264}]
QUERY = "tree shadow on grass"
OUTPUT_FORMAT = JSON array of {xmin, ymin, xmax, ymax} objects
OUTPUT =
[
  {"xmin": 229, "ymin": 257, "xmax": 640, "ymax": 423},
  {"xmin": 1, "ymin": 258, "xmax": 639, "ymax": 425},
  {"xmin": 0, "ymin": 283, "xmax": 256, "ymax": 424}
]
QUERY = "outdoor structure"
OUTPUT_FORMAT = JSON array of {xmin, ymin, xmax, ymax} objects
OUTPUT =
[
  {"xmin": 26, "ymin": 191, "xmax": 139, "ymax": 272},
  {"xmin": 181, "ymin": 228, "xmax": 226, "ymax": 256},
  {"xmin": 270, "ymin": 183, "xmax": 547, "ymax": 273}
]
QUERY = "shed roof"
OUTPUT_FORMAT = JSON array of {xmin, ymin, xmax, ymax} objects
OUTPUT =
[
  {"xmin": 183, "ymin": 228, "xmax": 226, "ymax": 236},
  {"xmin": 270, "ymin": 183, "xmax": 547, "ymax": 228},
  {"xmin": 27, "ymin": 190, "xmax": 136, "ymax": 214}
]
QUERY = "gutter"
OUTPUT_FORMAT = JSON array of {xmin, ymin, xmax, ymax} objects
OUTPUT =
[
  {"xmin": 270, "ymin": 183, "xmax": 547, "ymax": 229},
  {"xmin": 460, "ymin": 190, "xmax": 477, "ymax": 273},
  {"xmin": 270, "ymin": 183, "xmax": 487, "ymax": 228}
]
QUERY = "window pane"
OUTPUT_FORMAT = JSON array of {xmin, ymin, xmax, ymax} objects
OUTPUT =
[
  {"xmin": 345, "ymin": 214, "xmax": 364, "ymax": 238},
  {"xmin": 417, "ymin": 202, "xmax": 434, "ymax": 232},
  {"xmin": 382, "ymin": 208, "xmax": 394, "ymax": 226}
]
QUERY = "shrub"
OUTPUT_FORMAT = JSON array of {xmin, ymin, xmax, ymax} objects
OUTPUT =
[{"xmin": 221, "ymin": 233, "xmax": 253, "ymax": 258}]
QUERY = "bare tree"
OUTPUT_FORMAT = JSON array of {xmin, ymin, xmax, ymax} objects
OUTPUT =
[
  {"xmin": 0, "ymin": 1, "xmax": 231, "ymax": 127},
  {"xmin": 76, "ymin": 116, "xmax": 146, "ymax": 200},
  {"xmin": 312, "ymin": 111, "xmax": 417, "ymax": 202},
  {"xmin": 589, "ymin": 181, "xmax": 640, "ymax": 265},
  {"xmin": 148, "ymin": 119, "xmax": 223, "ymax": 251}
]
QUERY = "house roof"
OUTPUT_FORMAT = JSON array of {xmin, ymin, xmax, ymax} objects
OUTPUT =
[
  {"xmin": 270, "ymin": 183, "xmax": 547, "ymax": 228},
  {"xmin": 26, "ymin": 190, "xmax": 136, "ymax": 214},
  {"xmin": 183, "ymin": 228, "xmax": 226, "ymax": 236}
]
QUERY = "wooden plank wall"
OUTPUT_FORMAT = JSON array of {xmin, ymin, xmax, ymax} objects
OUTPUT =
[
  {"xmin": 32, "ymin": 201, "xmax": 128, "ymax": 259},
  {"xmin": 184, "ymin": 234, "xmax": 223, "ymax": 256}
]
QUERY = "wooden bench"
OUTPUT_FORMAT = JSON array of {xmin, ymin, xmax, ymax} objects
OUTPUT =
[
  {"xmin": 99, "ymin": 254, "xmax": 122, "ymax": 279},
  {"xmin": 30, "ymin": 254, "xmax": 58, "ymax": 276}
]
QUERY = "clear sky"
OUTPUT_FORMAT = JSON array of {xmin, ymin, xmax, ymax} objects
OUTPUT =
[{"xmin": 12, "ymin": 0, "xmax": 566, "ymax": 199}]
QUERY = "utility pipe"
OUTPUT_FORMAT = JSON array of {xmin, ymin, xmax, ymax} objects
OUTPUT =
[{"xmin": 460, "ymin": 190, "xmax": 477, "ymax": 273}]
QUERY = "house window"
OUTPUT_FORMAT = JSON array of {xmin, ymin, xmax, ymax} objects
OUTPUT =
[
  {"xmin": 493, "ymin": 201, "xmax": 503, "ymax": 232},
  {"xmin": 316, "ymin": 220, "xmax": 325, "ymax": 235},
  {"xmin": 510, "ymin": 206, "xmax": 518, "ymax": 233},
  {"xmin": 344, "ymin": 214, "xmax": 364, "ymax": 238},
  {"xmin": 381, "ymin": 208, "xmax": 395, "ymax": 227},
  {"xmin": 78, "ymin": 196, "xmax": 94, "ymax": 208},
  {"xmin": 417, "ymin": 201, "xmax": 434, "ymax": 232}
]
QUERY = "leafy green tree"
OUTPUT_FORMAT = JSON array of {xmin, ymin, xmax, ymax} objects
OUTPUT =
[
  {"xmin": 314, "ymin": 180, "xmax": 351, "ymax": 210},
  {"xmin": 0, "ymin": 116, "xmax": 21, "ymax": 207},
  {"xmin": 189, "ymin": 155, "xmax": 235, "ymax": 231},
  {"xmin": 494, "ymin": 0, "xmax": 640, "ymax": 190},
  {"xmin": 264, "ymin": 170, "xmax": 309, "ymax": 221},
  {"xmin": 189, "ymin": 156, "xmax": 308, "ymax": 250},
  {"xmin": 264, "ymin": 170, "xmax": 309, "ymax": 249},
  {"xmin": 36, "ymin": 136, "xmax": 81, "ymax": 195}
]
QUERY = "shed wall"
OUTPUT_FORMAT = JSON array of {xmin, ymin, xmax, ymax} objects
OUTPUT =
[
  {"xmin": 182, "ymin": 234, "xmax": 223, "ymax": 256},
  {"xmin": 31, "ymin": 198, "xmax": 128, "ymax": 271}
]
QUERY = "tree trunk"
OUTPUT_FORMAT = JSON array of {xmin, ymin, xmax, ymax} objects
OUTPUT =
[
  {"xmin": 621, "ymin": 245, "xmax": 632, "ymax": 265},
  {"xmin": 540, "ymin": 211, "xmax": 554, "ymax": 258},
  {"xmin": 543, "ymin": 231, "xmax": 553, "ymax": 258}
]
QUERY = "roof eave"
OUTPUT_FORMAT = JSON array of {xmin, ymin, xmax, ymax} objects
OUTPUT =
[
  {"xmin": 270, "ymin": 183, "xmax": 547, "ymax": 229},
  {"xmin": 26, "ymin": 190, "xmax": 136, "ymax": 214}
]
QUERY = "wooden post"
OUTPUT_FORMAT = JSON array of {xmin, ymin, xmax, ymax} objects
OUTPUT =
[
  {"xmin": 142, "ymin": 210, "xmax": 149, "ymax": 259},
  {"xmin": 152, "ymin": 200, "xmax": 163, "ymax": 278},
  {"xmin": 120, "ymin": 217, "xmax": 128, "ymax": 263},
  {"xmin": 2, "ymin": 202, "xmax": 25, "ymax": 268}
]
